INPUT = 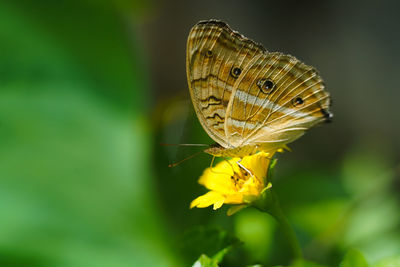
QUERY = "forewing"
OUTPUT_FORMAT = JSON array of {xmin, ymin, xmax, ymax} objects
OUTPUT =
[{"xmin": 186, "ymin": 20, "xmax": 265, "ymax": 148}]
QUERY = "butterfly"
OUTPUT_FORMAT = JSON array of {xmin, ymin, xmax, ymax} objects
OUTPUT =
[{"xmin": 186, "ymin": 20, "xmax": 332, "ymax": 158}]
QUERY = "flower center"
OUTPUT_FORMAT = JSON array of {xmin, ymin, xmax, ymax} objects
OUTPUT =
[{"xmin": 230, "ymin": 166, "xmax": 253, "ymax": 190}]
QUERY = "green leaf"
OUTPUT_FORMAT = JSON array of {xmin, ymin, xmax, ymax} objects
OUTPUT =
[
  {"xmin": 340, "ymin": 249, "xmax": 369, "ymax": 267},
  {"xmin": 181, "ymin": 226, "xmax": 240, "ymax": 264},
  {"xmin": 192, "ymin": 254, "xmax": 218, "ymax": 267},
  {"xmin": 212, "ymin": 245, "xmax": 235, "ymax": 264},
  {"xmin": 191, "ymin": 244, "xmax": 236, "ymax": 267}
]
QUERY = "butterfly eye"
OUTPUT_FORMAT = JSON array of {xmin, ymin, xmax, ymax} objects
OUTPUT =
[
  {"xmin": 257, "ymin": 79, "xmax": 275, "ymax": 94},
  {"xmin": 292, "ymin": 97, "xmax": 304, "ymax": 107},
  {"xmin": 205, "ymin": 50, "xmax": 213, "ymax": 57},
  {"xmin": 230, "ymin": 67, "xmax": 241, "ymax": 78}
]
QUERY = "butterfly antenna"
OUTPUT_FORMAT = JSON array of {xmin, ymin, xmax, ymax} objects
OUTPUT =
[{"xmin": 168, "ymin": 150, "xmax": 204, "ymax": 168}]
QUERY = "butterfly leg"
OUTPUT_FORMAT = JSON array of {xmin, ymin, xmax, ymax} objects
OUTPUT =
[
  {"xmin": 210, "ymin": 156, "xmax": 235, "ymax": 175},
  {"xmin": 209, "ymin": 156, "xmax": 216, "ymax": 173}
]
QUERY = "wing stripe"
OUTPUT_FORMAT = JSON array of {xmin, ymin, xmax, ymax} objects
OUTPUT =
[
  {"xmin": 266, "ymin": 95, "xmax": 330, "ymax": 125},
  {"xmin": 234, "ymin": 89, "xmax": 309, "ymax": 117}
]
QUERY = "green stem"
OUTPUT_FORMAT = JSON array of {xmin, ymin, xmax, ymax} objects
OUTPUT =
[
  {"xmin": 253, "ymin": 189, "xmax": 303, "ymax": 260},
  {"xmin": 270, "ymin": 199, "xmax": 303, "ymax": 259}
]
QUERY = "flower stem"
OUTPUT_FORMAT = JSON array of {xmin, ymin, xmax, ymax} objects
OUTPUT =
[
  {"xmin": 270, "ymin": 198, "xmax": 303, "ymax": 260},
  {"xmin": 253, "ymin": 189, "xmax": 303, "ymax": 260}
]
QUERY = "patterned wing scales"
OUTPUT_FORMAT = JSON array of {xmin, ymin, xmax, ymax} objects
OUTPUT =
[
  {"xmin": 226, "ymin": 51, "xmax": 331, "ymax": 149},
  {"xmin": 186, "ymin": 20, "xmax": 265, "ymax": 148}
]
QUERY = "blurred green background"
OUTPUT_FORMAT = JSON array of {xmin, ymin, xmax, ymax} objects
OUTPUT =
[{"xmin": 0, "ymin": 0, "xmax": 399, "ymax": 266}]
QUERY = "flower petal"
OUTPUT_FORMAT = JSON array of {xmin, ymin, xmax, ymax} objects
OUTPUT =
[
  {"xmin": 241, "ymin": 152, "xmax": 273, "ymax": 184},
  {"xmin": 224, "ymin": 193, "xmax": 244, "ymax": 204},
  {"xmin": 198, "ymin": 160, "xmax": 240, "ymax": 194},
  {"xmin": 190, "ymin": 191, "xmax": 226, "ymax": 208},
  {"xmin": 213, "ymin": 199, "xmax": 225, "ymax": 210}
]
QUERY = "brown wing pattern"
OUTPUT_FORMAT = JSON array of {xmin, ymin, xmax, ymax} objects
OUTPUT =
[
  {"xmin": 186, "ymin": 20, "xmax": 266, "ymax": 148},
  {"xmin": 225, "ymin": 43, "xmax": 331, "ymax": 148}
]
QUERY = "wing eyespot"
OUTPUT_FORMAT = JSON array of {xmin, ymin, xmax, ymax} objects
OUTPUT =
[
  {"xmin": 257, "ymin": 78, "xmax": 275, "ymax": 94},
  {"xmin": 230, "ymin": 67, "xmax": 241, "ymax": 78},
  {"xmin": 292, "ymin": 97, "xmax": 304, "ymax": 107}
]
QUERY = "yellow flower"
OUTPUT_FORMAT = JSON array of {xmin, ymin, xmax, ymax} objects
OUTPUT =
[{"xmin": 190, "ymin": 151, "xmax": 275, "ymax": 215}]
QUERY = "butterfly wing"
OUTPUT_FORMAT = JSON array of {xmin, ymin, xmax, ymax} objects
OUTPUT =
[
  {"xmin": 186, "ymin": 20, "xmax": 265, "ymax": 148},
  {"xmin": 222, "ymin": 29, "xmax": 332, "ymax": 149}
]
